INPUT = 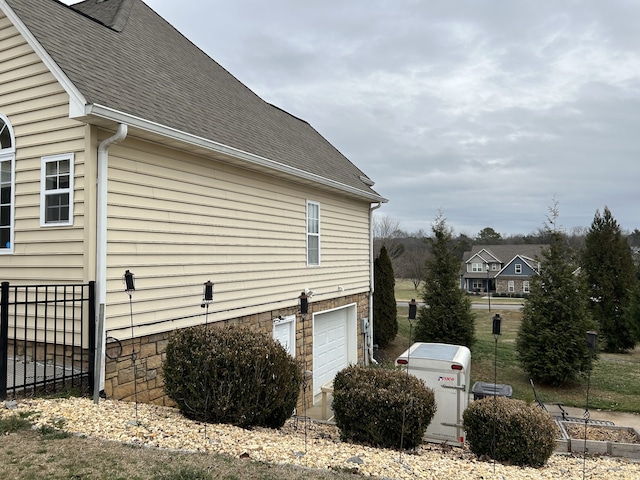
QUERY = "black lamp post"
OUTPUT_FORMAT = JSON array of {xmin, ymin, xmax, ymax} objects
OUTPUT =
[
  {"xmin": 491, "ymin": 313, "xmax": 501, "ymax": 472},
  {"xmin": 298, "ymin": 291, "xmax": 310, "ymax": 454},
  {"xmin": 201, "ymin": 280, "xmax": 214, "ymax": 439},
  {"xmin": 583, "ymin": 330, "xmax": 597, "ymax": 478},
  {"xmin": 123, "ymin": 270, "xmax": 138, "ymax": 424},
  {"xmin": 399, "ymin": 299, "xmax": 418, "ymax": 462}
]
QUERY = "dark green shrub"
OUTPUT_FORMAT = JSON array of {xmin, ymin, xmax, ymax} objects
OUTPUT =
[
  {"xmin": 332, "ymin": 365, "xmax": 436, "ymax": 449},
  {"xmin": 463, "ymin": 397, "xmax": 558, "ymax": 467},
  {"xmin": 373, "ymin": 245, "xmax": 397, "ymax": 348},
  {"xmin": 163, "ymin": 325, "xmax": 301, "ymax": 429}
]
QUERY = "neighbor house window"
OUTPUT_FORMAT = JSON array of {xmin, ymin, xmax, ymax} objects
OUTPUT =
[
  {"xmin": 40, "ymin": 153, "xmax": 74, "ymax": 226},
  {"xmin": 523, "ymin": 281, "xmax": 530, "ymax": 293},
  {"xmin": 471, "ymin": 263, "xmax": 482, "ymax": 272},
  {"xmin": 508, "ymin": 281, "xmax": 515, "ymax": 293},
  {"xmin": 514, "ymin": 263, "xmax": 522, "ymax": 274},
  {"xmin": 472, "ymin": 280, "xmax": 483, "ymax": 291},
  {"xmin": 0, "ymin": 114, "xmax": 15, "ymax": 253},
  {"xmin": 306, "ymin": 200, "xmax": 320, "ymax": 265}
]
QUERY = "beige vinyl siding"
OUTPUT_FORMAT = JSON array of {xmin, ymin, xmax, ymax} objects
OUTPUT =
[
  {"xmin": 0, "ymin": 12, "xmax": 89, "ymax": 283},
  {"xmin": 103, "ymin": 136, "xmax": 372, "ymax": 337}
]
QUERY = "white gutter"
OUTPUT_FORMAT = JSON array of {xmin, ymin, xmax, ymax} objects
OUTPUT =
[
  {"xmin": 93, "ymin": 124, "xmax": 128, "ymax": 403},
  {"xmin": 367, "ymin": 202, "xmax": 382, "ymax": 365}
]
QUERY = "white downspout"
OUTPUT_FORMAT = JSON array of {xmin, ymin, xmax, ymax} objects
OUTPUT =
[
  {"xmin": 93, "ymin": 124, "xmax": 128, "ymax": 403},
  {"xmin": 367, "ymin": 202, "xmax": 382, "ymax": 365}
]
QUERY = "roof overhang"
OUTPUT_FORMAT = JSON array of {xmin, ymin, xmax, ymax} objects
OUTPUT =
[{"xmin": 74, "ymin": 104, "xmax": 387, "ymax": 204}]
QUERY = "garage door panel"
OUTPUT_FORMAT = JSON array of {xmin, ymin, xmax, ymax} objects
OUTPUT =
[{"xmin": 313, "ymin": 309, "xmax": 348, "ymax": 396}]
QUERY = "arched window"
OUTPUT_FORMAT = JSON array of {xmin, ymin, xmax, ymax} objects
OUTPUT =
[{"xmin": 0, "ymin": 113, "xmax": 15, "ymax": 253}]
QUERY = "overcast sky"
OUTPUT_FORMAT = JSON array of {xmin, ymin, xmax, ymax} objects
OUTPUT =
[{"xmin": 64, "ymin": 1, "xmax": 640, "ymax": 237}]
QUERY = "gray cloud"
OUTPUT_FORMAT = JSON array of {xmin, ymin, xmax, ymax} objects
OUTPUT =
[{"xmin": 62, "ymin": 0, "xmax": 640, "ymax": 236}]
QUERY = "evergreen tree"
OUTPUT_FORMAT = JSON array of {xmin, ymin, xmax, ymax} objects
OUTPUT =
[
  {"xmin": 582, "ymin": 207, "xmax": 638, "ymax": 352},
  {"xmin": 516, "ymin": 227, "xmax": 594, "ymax": 386},
  {"xmin": 373, "ymin": 245, "xmax": 397, "ymax": 348},
  {"xmin": 414, "ymin": 214, "xmax": 475, "ymax": 348}
]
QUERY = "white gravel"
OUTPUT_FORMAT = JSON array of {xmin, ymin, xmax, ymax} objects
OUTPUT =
[{"xmin": 4, "ymin": 397, "xmax": 640, "ymax": 479}]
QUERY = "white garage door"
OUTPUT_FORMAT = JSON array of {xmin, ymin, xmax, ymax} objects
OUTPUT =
[{"xmin": 313, "ymin": 308, "xmax": 348, "ymax": 396}]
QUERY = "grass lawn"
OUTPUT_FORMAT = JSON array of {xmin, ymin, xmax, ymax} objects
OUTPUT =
[{"xmin": 386, "ymin": 302, "xmax": 640, "ymax": 414}]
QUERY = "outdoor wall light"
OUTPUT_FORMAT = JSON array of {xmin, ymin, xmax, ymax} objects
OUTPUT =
[
  {"xmin": 299, "ymin": 291, "xmax": 309, "ymax": 314},
  {"xmin": 123, "ymin": 270, "xmax": 135, "ymax": 294},
  {"xmin": 408, "ymin": 299, "xmax": 417, "ymax": 320}
]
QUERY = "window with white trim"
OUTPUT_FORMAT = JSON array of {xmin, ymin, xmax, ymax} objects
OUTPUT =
[
  {"xmin": 514, "ymin": 263, "xmax": 522, "ymax": 274},
  {"xmin": 471, "ymin": 263, "xmax": 482, "ymax": 272},
  {"xmin": 523, "ymin": 281, "xmax": 530, "ymax": 293},
  {"xmin": 472, "ymin": 279, "xmax": 483, "ymax": 290},
  {"xmin": 306, "ymin": 200, "xmax": 320, "ymax": 265},
  {"xmin": 40, "ymin": 153, "xmax": 74, "ymax": 226},
  {"xmin": 508, "ymin": 280, "xmax": 515, "ymax": 293},
  {"xmin": 0, "ymin": 114, "xmax": 15, "ymax": 253}
]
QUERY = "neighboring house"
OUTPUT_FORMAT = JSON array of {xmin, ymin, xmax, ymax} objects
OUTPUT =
[
  {"xmin": 0, "ymin": 0, "xmax": 386, "ymax": 408},
  {"xmin": 460, "ymin": 245, "xmax": 546, "ymax": 296}
]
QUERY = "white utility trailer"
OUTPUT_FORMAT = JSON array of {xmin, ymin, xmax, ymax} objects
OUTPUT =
[{"xmin": 396, "ymin": 342, "xmax": 471, "ymax": 447}]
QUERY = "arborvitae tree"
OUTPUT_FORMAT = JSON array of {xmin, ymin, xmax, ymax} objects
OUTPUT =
[
  {"xmin": 582, "ymin": 207, "xmax": 638, "ymax": 352},
  {"xmin": 373, "ymin": 245, "xmax": 397, "ymax": 348},
  {"xmin": 414, "ymin": 214, "xmax": 475, "ymax": 348},
  {"xmin": 625, "ymin": 283, "xmax": 640, "ymax": 344},
  {"xmin": 516, "ymin": 227, "xmax": 594, "ymax": 386}
]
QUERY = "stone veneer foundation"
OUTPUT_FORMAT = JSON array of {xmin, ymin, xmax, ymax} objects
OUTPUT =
[{"xmin": 103, "ymin": 292, "xmax": 369, "ymax": 411}]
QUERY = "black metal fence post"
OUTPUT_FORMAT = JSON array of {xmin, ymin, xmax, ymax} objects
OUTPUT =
[
  {"xmin": 88, "ymin": 281, "xmax": 96, "ymax": 394},
  {"xmin": 0, "ymin": 281, "xmax": 9, "ymax": 400}
]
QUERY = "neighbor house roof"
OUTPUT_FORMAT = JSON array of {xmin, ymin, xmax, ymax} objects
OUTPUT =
[
  {"xmin": 2, "ymin": 0, "xmax": 386, "ymax": 202},
  {"xmin": 460, "ymin": 244, "xmax": 547, "ymax": 280},
  {"xmin": 462, "ymin": 244, "xmax": 546, "ymax": 265}
]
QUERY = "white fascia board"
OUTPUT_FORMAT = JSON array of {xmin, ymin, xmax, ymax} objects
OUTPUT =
[
  {"xmin": 0, "ymin": 1, "xmax": 88, "ymax": 116},
  {"xmin": 83, "ymin": 103, "xmax": 388, "ymax": 204}
]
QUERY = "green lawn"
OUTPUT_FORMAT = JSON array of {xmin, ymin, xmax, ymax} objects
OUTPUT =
[{"xmin": 386, "ymin": 301, "xmax": 640, "ymax": 413}]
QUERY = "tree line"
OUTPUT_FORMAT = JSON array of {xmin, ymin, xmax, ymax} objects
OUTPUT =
[{"xmin": 373, "ymin": 205, "xmax": 640, "ymax": 386}]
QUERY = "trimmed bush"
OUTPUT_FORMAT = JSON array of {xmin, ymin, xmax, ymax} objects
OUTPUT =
[
  {"xmin": 163, "ymin": 325, "xmax": 301, "ymax": 429},
  {"xmin": 463, "ymin": 397, "xmax": 558, "ymax": 467},
  {"xmin": 332, "ymin": 365, "xmax": 436, "ymax": 449}
]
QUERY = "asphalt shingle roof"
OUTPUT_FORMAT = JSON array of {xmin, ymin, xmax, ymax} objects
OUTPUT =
[{"xmin": 5, "ymin": 0, "xmax": 384, "ymax": 200}]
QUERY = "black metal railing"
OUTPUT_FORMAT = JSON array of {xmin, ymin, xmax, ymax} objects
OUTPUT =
[{"xmin": 0, "ymin": 281, "xmax": 95, "ymax": 400}]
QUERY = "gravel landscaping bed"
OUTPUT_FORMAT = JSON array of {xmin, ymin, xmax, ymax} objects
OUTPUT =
[{"xmin": 4, "ymin": 397, "xmax": 640, "ymax": 479}]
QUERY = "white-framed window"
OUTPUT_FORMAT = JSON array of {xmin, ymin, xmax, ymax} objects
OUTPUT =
[
  {"xmin": 471, "ymin": 263, "xmax": 482, "ymax": 272},
  {"xmin": 40, "ymin": 153, "xmax": 74, "ymax": 226},
  {"xmin": 273, "ymin": 315, "xmax": 296, "ymax": 357},
  {"xmin": 492, "ymin": 264, "xmax": 498, "ymax": 270},
  {"xmin": 523, "ymin": 281, "xmax": 530, "ymax": 293},
  {"xmin": 508, "ymin": 280, "xmax": 515, "ymax": 293},
  {"xmin": 472, "ymin": 279, "xmax": 483, "ymax": 290},
  {"xmin": 0, "ymin": 114, "xmax": 15, "ymax": 254},
  {"xmin": 306, "ymin": 200, "xmax": 320, "ymax": 266},
  {"xmin": 514, "ymin": 263, "xmax": 522, "ymax": 274}
]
